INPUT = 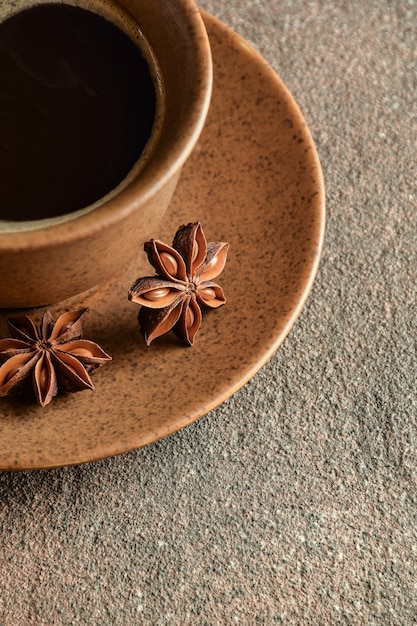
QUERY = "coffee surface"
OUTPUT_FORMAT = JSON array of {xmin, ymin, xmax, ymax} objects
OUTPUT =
[{"xmin": 0, "ymin": 3, "xmax": 156, "ymax": 221}]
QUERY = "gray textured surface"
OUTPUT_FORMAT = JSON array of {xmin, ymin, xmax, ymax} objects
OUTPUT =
[{"xmin": 1, "ymin": 1, "xmax": 416, "ymax": 624}]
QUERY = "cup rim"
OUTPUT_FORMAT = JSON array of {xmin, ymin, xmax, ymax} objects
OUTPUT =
[{"xmin": 0, "ymin": 0, "xmax": 213, "ymax": 250}]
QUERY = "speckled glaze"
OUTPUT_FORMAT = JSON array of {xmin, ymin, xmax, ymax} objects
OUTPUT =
[
  {"xmin": 0, "ymin": 12, "xmax": 325, "ymax": 470},
  {"xmin": 0, "ymin": 0, "xmax": 212, "ymax": 307}
]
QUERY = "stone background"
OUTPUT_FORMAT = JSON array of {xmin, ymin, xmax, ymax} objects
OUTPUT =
[{"xmin": 1, "ymin": 1, "xmax": 416, "ymax": 624}]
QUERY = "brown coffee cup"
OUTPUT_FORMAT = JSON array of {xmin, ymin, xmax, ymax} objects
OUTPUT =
[{"xmin": 0, "ymin": 0, "xmax": 212, "ymax": 307}]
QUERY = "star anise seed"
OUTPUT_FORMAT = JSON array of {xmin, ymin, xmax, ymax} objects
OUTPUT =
[
  {"xmin": 128, "ymin": 222, "xmax": 229, "ymax": 346},
  {"xmin": 0, "ymin": 308, "xmax": 111, "ymax": 407}
]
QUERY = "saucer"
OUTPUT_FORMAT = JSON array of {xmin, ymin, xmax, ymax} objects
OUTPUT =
[{"xmin": 0, "ymin": 12, "xmax": 325, "ymax": 471}]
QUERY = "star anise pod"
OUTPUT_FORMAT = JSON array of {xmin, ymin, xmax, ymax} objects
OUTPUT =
[
  {"xmin": 128, "ymin": 222, "xmax": 229, "ymax": 346},
  {"xmin": 0, "ymin": 308, "xmax": 111, "ymax": 407}
]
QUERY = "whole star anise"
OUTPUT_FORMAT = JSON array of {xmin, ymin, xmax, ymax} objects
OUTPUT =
[
  {"xmin": 0, "ymin": 308, "xmax": 111, "ymax": 407},
  {"xmin": 128, "ymin": 222, "xmax": 229, "ymax": 346}
]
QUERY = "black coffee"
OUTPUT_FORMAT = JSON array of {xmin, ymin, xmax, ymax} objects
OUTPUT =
[{"xmin": 0, "ymin": 3, "xmax": 156, "ymax": 221}]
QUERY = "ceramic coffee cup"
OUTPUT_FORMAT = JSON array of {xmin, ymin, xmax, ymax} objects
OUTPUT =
[{"xmin": 0, "ymin": 0, "xmax": 212, "ymax": 308}]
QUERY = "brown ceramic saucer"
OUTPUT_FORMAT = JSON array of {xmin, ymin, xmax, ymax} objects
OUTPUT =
[{"xmin": 0, "ymin": 12, "xmax": 325, "ymax": 471}]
